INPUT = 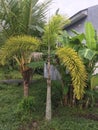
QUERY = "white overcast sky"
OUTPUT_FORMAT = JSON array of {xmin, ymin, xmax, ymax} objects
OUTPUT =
[{"xmin": 39, "ymin": 0, "xmax": 98, "ymax": 18}]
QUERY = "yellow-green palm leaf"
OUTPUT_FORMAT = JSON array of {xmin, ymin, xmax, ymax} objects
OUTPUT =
[
  {"xmin": 0, "ymin": 35, "xmax": 40, "ymax": 67},
  {"xmin": 56, "ymin": 47, "xmax": 87, "ymax": 100}
]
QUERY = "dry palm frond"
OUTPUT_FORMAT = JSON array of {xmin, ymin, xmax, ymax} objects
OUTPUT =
[{"xmin": 29, "ymin": 52, "xmax": 43, "ymax": 62}]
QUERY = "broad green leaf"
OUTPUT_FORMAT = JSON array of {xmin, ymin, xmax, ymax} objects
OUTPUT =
[
  {"xmin": 91, "ymin": 74, "xmax": 98, "ymax": 89},
  {"xmin": 85, "ymin": 22, "xmax": 96, "ymax": 50},
  {"xmin": 27, "ymin": 61, "xmax": 44, "ymax": 69},
  {"xmin": 79, "ymin": 48, "xmax": 96, "ymax": 60},
  {"xmin": 70, "ymin": 33, "xmax": 85, "ymax": 43}
]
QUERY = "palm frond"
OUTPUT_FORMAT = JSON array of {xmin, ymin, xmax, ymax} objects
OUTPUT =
[
  {"xmin": 56, "ymin": 47, "xmax": 87, "ymax": 100},
  {"xmin": 0, "ymin": 0, "xmax": 52, "ymax": 38},
  {"xmin": 0, "ymin": 35, "xmax": 41, "ymax": 65},
  {"xmin": 43, "ymin": 15, "xmax": 68, "ymax": 48},
  {"xmin": 27, "ymin": 60, "xmax": 44, "ymax": 69},
  {"xmin": 29, "ymin": 52, "xmax": 43, "ymax": 62}
]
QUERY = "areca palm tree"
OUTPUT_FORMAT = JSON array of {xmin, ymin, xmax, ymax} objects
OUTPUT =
[
  {"xmin": 43, "ymin": 14, "xmax": 69, "ymax": 120},
  {"xmin": 0, "ymin": 0, "xmax": 51, "ymax": 40},
  {"xmin": 0, "ymin": 35, "xmax": 41, "ymax": 97}
]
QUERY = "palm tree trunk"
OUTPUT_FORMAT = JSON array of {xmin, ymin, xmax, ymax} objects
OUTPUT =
[
  {"xmin": 22, "ymin": 68, "xmax": 32, "ymax": 97},
  {"xmin": 23, "ymin": 80, "xmax": 29, "ymax": 97},
  {"xmin": 45, "ymin": 45, "xmax": 51, "ymax": 121},
  {"xmin": 46, "ymin": 71, "xmax": 51, "ymax": 120}
]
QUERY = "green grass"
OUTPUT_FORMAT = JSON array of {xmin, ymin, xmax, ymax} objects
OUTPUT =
[
  {"xmin": 40, "ymin": 116, "xmax": 98, "ymax": 130},
  {"xmin": 0, "ymin": 80, "xmax": 46, "ymax": 130},
  {"xmin": 0, "ymin": 84, "xmax": 22, "ymax": 130},
  {"xmin": 0, "ymin": 67, "xmax": 22, "ymax": 80},
  {"xmin": 0, "ymin": 80, "xmax": 98, "ymax": 130}
]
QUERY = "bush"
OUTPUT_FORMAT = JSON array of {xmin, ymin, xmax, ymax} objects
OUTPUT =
[{"xmin": 16, "ymin": 96, "xmax": 36, "ymax": 122}]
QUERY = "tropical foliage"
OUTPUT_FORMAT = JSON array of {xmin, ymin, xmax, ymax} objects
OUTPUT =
[
  {"xmin": 0, "ymin": 1, "xmax": 98, "ymax": 125},
  {"xmin": 85, "ymin": 22, "xmax": 97, "ymax": 50},
  {"xmin": 56, "ymin": 47, "xmax": 87, "ymax": 100},
  {"xmin": 42, "ymin": 14, "xmax": 69, "ymax": 120},
  {"xmin": 78, "ymin": 23, "xmax": 98, "ymax": 88},
  {"xmin": 43, "ymin": 14, "xmax": 69, "ymax": 49},
  {"xmin": 0, "ymin": 0, "xmax": 51, "ymax": 40},
  {"xmin": 0, "ymin": 35, "xmax": 40, "ymax": 65},
  {"xmin": 58, "ymin": 22, "xmax": 98, "ymax": 107},
  {"xmin": 0, "ymin": 35, "xmax": 41, "ymax": 96}
]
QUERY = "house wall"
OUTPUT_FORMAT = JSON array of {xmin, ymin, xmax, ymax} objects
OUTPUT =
[{"xmin": 87, "ymin": 5, "xmax": 98, "ymax": 33}]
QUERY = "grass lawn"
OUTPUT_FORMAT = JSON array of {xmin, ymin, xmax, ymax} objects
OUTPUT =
[{"xmin": 0, "ymin": 79, "xmax": 98, "ymax": 130}]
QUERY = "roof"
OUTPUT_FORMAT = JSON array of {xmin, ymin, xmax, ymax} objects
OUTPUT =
[
  {"xmin": 64, "ymin": 8, "xmax": 88, "ymax": 29},
  {"xmin": 64, "ymin": 5, "xmax": 98, "ymax": 29}
]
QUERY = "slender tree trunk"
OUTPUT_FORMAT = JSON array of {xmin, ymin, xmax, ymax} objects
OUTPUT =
[
  {"xmin": 46, "ymin": 78, "xmax": 51, "ymax": 120},
  {"xmin": 22, "ymin": 68, "xmax": 32, "ymax": 97},
  {"xmin": 60, "ymin": 79, "xmax": 68, "ymax": 106},
  {"xmin": 45, "ymin": 45, "xmax": 52, "ymax": 121},
  {"xmin": 23, "ymin": 80, "xmax": 29, "ymax": 97}
]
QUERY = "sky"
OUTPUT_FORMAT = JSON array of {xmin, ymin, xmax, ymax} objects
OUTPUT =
[{"xmin": 39, "ymin": 0, "xmax": 98, "ymax": 18}]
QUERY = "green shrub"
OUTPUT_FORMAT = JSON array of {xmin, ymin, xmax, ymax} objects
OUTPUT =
[
  {"xmin": 16, "ymin": 96, "xmax": 36, "ymax": 122},
  {"xmin": 18, "ymin": 96, "xmax": 35, "ymax": 112}
]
